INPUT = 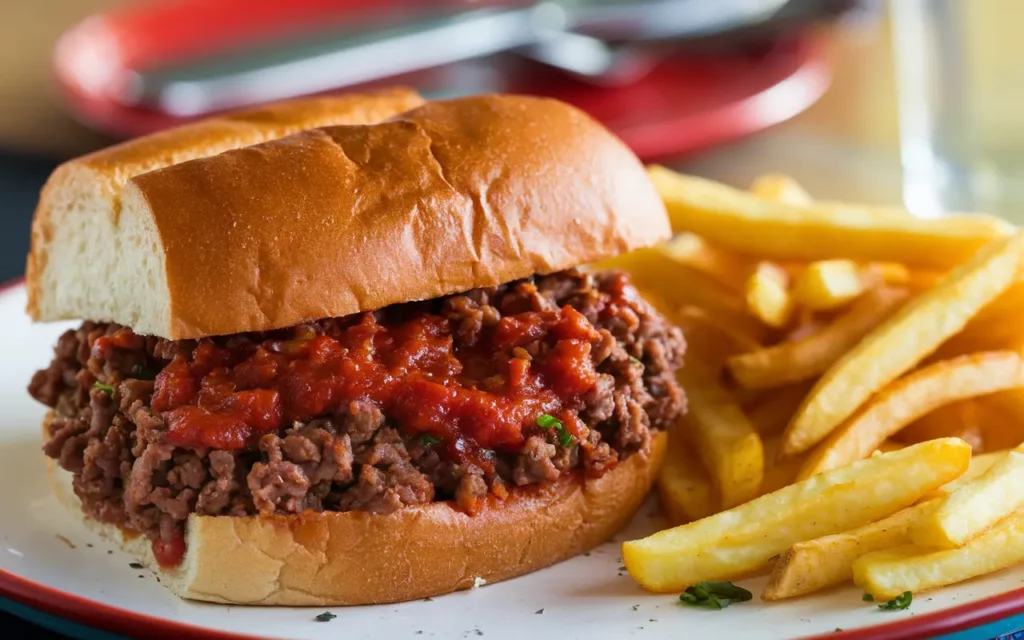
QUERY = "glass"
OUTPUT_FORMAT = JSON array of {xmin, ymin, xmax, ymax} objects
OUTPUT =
[{"xmin": 891, "ymin": 0, "xmax": 1024, "ymax": 220}]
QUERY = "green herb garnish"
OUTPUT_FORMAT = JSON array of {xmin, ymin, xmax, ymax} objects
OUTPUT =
[
  {"xmin": 556, "ymin": 429, "xmax": 575, "ymax": 448},
  {"xmin": 418, "ymin": 433, "xmax": 442, "ymax": 446},
  {"xmin": 93, "ymin": 382, "xmax": 115, "ymax": 394},
  {"xmin": 130, "ymin": 364, "xmax": 158, "ymax": 380},
  {"xmin": 878, "ymin": 591, "xmax": 912, "ymax": 611},
  {"xmin": 536, "ymin": 413, "xmax": 575, "ymax": 448},
  {"xmin": 679, "ymin": 581, "xmax": 752, "ymax": 610},
  {"xmin": 314, "ymin": 612, "xmax": 337, "ymax": 622},
  {"xmin": 536, "ymin": 414, "xmax": 561, "ymax": 429},
  {"xmin": 862, "ymin": 593, "xmax": 874, "ymax": 602},
  {"xmin": 629, "ymin": 356, "xmax": 642, "ymax": 367}
]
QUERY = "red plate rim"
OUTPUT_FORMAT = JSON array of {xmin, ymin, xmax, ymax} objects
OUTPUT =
[
  {"xmin": 51, "ymin": 0, "xmax": 829, "ymax": 160},
  {"xmin": 3, "ymin": 277, "xmax": 1024, "ymax": 640}
]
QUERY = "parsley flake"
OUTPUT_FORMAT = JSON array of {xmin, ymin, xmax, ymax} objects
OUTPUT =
[
  {"xmin": 419, "ymin": 433, "xmax": 442, "ymax": 446},
  {"xmin": 536, "ymin": 414, "xmax": 561, "ymax": 429},
  {"xmin": 536, "ymin": 414, "xmax": 576, "ymax": 448},
  {"xmin": 629, "ymin": 356, "xmax": 642, "ymax": 367},
  {"xmin": 93, "ymin": 382, "xmax": 115, "ymax": 394},
  {"xmin": 862, "ymin": 593, "xmax": 874, "ymax": 602},
  {"xmin": 679, "ymin": 581, "xmax": 752, "ymax": 610},
  {"xmin": 878, "ymin": 591, "xmax": 913, "ymax": 611},
  {"xmin": 314, "ymin": 612, "xmax": 337, "ymax": 622}
]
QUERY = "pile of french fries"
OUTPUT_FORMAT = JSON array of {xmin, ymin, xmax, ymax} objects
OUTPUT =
[{"xmin": 605, "ymin": 167, "xmax": 1024, "ymax": 603}]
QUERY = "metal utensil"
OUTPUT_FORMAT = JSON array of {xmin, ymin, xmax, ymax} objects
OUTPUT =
[{"xmin": 128, "ymin": 0, "xmax": 791, "ymax": 116}]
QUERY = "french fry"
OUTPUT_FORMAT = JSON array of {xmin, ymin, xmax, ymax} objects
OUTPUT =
[
  {"xmin": 622, "ymin": 439, "xmax": 970, "ymax": 592},
  {"xmin": 929, "ymin": 450, "xmax": 1006, "ymax": 497},
  {"xmin": 876, "ymin": 440, "xmax": 905, "ymax": 453},
  {"xmin": 749, "ymin": 173, "xmax": 813, "ymax": 205},
  {"xmin": 676, "ymin": 361, "xmax": 764, "ymax": 509},
  {"xmin": 728, "ymin": 287, "xmax": 909, "ymax": 390},
  {"xmin": 904, "ymin": 268, "xmax": 947, "ymax": 291},
  {"xmin": 760, "ymin": 435, "xmax": 805, "ymax": 495},
  {"xmin": 733, "ymin": 386, "xmax": 771, "ymax": 411},
  {"xmin": 675, "ymin": 306, "xmax": 762, "ymax": 371},
  {"xmin": 783, "ymin": 310, "xmax": 824, "ymax": 342},
  {"xmin": 976, "ymin": 392, "xmax": 1024, "ymax": 451},
  {"xmin": 660, "ymin": 233, "xmax": 754, "ymax": 292},
  {"xmin": 792, "ymin": 260, "xmax": 867, "ymax": 311},
  {"xmin": 658, "ymin": 430, "xmax": 717, "ymax": 526},
  {"xmin": 647, "ymin": 166, "xmax": 1014, "ymax": 269},
  {"xmin": 745, "ymin": 262, "xmax": 794, "ymax": 328},
  {"xmin": 745, "ymin": 382, "xmax": 814, "ymax": 437},
  {"xmin": 910, "ymin": 449, "xmax": 1024, "ymax": 549},
  {"xmin": 782, "ymin": 232, "xmax": 1024, "ymax": 457},
  {"xmin": 798, "ymin": 352, "xmax": 1024, "ymax": 479},
  {"xmin": 854, "ymin": 512, "xmax": 1024, "ymax": 599},
  {"xmin": 932, "ymin": 312, "xmax": 1024, "ymax": 360},
  {"xmin": 762, "ymin": 500, "xmax": 937, "ymax": 600},
  {"xmin": 897, "ymin": 400, "xmax": 986, "ymax": 451},
  {"xmin": 865, "ymin": 262, "xmax": 912, "ymax": 286},
  {"xmin": 595, "ymin": 247, "xmax": 765, "ymax": 337},
  {"xmin": 965, "ymin": 280, "xmax": 1024, "ymax": 332}
]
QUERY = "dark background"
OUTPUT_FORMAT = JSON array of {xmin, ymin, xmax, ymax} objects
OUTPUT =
[{"xmin": 0, "ymin": 153, "xmax": 55, "ymax": 284}]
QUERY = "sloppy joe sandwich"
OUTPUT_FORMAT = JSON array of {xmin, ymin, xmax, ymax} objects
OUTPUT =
[{"xmin": 26, "ymin": 92, "xmax": 687, "ymax": 605}]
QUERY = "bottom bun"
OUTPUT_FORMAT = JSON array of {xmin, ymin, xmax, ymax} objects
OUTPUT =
[{"xmin": 47, "ymin": 419, "xmax": 665, "ymax": 606}]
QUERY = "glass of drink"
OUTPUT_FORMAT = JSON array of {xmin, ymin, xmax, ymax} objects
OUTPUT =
[{"xmin": 891, "ymin": 0, "xmax": 1024, "ymax": 220}]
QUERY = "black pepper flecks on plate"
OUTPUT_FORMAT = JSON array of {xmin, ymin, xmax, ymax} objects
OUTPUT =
[
  {"xmin": 314, "ymin": 612, "xmax": 337, "ymax": 622},
  {"xmin": 535, "ymin": 609, "xmax": 544, "ymax": 615},
  {"xmin": 129, "ymin": 562, "xmax": 144, "ymax": 569}
]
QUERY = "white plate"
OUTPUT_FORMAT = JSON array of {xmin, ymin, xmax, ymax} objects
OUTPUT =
[{"xmin": 1, "ymin": 282, "xmax": 1023, "ymax": 640}]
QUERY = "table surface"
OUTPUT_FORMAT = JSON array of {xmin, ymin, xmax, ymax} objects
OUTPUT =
[{"xmin": 0, "ymin": 3, "xmax": 995, "ymax": 639}]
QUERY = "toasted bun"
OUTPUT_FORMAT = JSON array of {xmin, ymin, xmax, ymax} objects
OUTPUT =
[
  {"xmin": 47, "ymin": 420, "xmax": 665, "ymax": 606},
  {"xmin": 28, "ymin": 94, "xmax": 670, "ymax": 339},
  {"xmin": 26, "ymin": 87, "xmax": 424, "ymax": 330}
]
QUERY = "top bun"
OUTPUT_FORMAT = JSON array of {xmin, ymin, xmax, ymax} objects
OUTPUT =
[
  {"xmin": 26, "ymin": 87, "xmax": 423, "ymax": 330},
  {"xmin": 27, "ymin": 94, "xmax": 670, "ymax": 339}
]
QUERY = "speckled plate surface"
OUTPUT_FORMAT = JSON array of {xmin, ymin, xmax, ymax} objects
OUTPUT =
[{"xmin": 2, "ymin": 281, "xmax": 1024, "ymax": 640}]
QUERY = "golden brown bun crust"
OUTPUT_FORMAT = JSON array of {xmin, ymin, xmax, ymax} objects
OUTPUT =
[
  {"xmin": 26, "ymin": 87, "xmax": 424, "ymax": 320},
  {"xmin": 62, "ymin": 88, "xmax": 426, "ymax": 187},
  {"xmin": 46, "ymin": 410, "xmax": 665, "ymax": 606},
  {"xmin": 126, "ymin": 94, "xmax": 669, "ymax": 338}
]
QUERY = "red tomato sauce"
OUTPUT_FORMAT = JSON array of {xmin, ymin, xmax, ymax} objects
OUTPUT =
[
  {"xmin": 146, "ymin": 305, "xmax": 604, "ymax": 469},
  {"xmin": 152, "ymin": 534, "xmax": 186, "ymax": 569}
]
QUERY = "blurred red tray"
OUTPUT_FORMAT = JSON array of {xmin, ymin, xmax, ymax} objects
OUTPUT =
[{"xmin": 53, "ymin": 0, "xmax": 829, "ymax": 160}]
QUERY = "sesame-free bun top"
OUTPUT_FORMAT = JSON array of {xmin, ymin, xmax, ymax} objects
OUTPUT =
[
  {"xmin": 28, "ymin": 94, "xmax": 670, "ymax": 339},
  {"xmin": 26, "ymin": 87, "xmax": 424, "ymax": 332}
]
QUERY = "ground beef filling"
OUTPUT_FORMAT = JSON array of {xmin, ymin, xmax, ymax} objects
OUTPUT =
[{"xmin": 30, "ymin": 269, "xmax": 685, "ymax": 560}]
